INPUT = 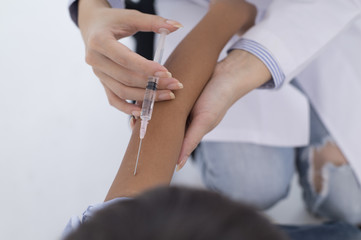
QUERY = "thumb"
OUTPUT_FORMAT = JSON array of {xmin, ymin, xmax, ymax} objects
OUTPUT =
[
  {"xmin": 129, "ymin": 10, "xmax": 183, "ymax": 34},
  {"xmin": 177, "ymin": 117, "xmax": 208, "ymax": 171}
]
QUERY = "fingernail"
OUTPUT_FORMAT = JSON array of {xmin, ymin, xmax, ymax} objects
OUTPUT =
[
  {"xmin": 131, "ymin": 111, "xmax": 140, "ymax": 117},
  {"xmin": 155, "ymin": 71, "xmax": 172, "ymax": 78},
  {"xmin": 166, "ymin": 19, "xmax": 184, "ymax": 28},
  {"xmin": 167, "ymin": 82, "xmax": 183, "ymax": 90},
  {"xmin": 176, "ymin": 156, "xmax": 188, "ymax": 172},
  {"xmin": 158, "ymin": 92, "xmax": 175, "ymax": 100}
]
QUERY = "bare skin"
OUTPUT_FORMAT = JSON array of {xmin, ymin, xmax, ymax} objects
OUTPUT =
[
  {"xmin": 177, "ymin": 49, "xmax": 272, "ymax": 169},
  {"xmin": 312, "ymin": 141, "xmax": 348, "ymax": 193},
  {"xmin": 105, "ymin": 1, "xmax": 259, "ymax": 200},
  {"xmin": 78, "ymin": 0, "xmax": 184, "ymax": 115}
]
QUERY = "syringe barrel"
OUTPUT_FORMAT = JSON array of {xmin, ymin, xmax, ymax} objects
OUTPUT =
[{"xmin": 140, "ymin": 76, "xmax": 159, "ymax": 121}]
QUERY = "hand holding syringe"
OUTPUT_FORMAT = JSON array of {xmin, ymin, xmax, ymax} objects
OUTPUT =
[{"xmin": 134, "ymin": 28, "xmax": 170, "ymax": 175}]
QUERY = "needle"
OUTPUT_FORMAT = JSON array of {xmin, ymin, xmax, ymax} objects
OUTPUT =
[
  {"xmin": 132, "ymin": 28, "xmax": 169, "ymax": 176},
  {"xmin": 134, "ymin": 138, "xmax": 143, "ymax": 175}
]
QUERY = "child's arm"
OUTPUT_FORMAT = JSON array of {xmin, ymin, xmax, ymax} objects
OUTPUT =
[{"xmin": 105, "ymin": 1, "xmax": 256, "ymax": 200}]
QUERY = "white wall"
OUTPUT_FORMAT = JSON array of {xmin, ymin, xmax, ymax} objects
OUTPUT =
[
  {"xmin": 0, "ymin": 1, "xmax": 319, "ymax": 240},
  {"xmin": 0, "ymin": 1, "xmax": 132, "ymax": 239}
]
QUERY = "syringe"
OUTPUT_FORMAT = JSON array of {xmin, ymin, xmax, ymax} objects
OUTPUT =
[{"xmin": 134, "ymin": 28, "xmax": 169, "ymax": 175}]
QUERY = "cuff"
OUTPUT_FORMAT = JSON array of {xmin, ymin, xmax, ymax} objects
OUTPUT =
[
  {"xmin": 229, "ymin": 38, "xmax": 285, "ymax": 89},
  {"xmin": 69, "ymin": 0, "xmax": 79, "ymax": 26}
]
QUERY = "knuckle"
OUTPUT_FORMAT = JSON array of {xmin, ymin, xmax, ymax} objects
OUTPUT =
[
  {"xmin": 153, "ymin": 16, "xmax": 165, "ymax": 29},
  {"xmin": 115, "ymin": 74, "xmax": 130, "ymax": 86},
  {"xmin": 85, "ymin": 50, "xmax": 96, "ymax": 66},
  {"xmin": 115, "ymin": 54, "xmax": 128, "ymax": 68},
  {"xmin": 107, "ymin": 95, "xmax": 117, "ymax": 107},
  {"xmin": 121, "ymin": 10, "xmax": 140, "ymax": 31},
  {"xmin": 87, "ymin": 34, "xmax": 101, "ymax": 50},
  {"xmin": 122, "ymin": 53, "xmax": 132, "ymax": 67},
  {"xmin": 92, "ymin": 68, "xmax": 100, "ymax": 77},
  {"xmin": 122, "ymin": 78, "xmax": 132, "ymax": 87},
  {"xmin": 108, "ymin": 98, "xmax": 114, "ymax": 107},
  {"xmin": 127, "ymin": 9, "xmax": 141, "ymax": 17},
  {"xmin": 149, "ymin": 16, "xmax": 159, "ymax": 32}
]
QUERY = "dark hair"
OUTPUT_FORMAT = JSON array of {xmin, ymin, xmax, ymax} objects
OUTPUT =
[{"xmin": 65, "ymin": 186, "xmax": 288, "ymax": 240}]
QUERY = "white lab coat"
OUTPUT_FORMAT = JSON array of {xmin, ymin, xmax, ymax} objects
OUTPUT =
[
  {"xmin": 155, "ymin": 0, "xmax": 361, "ymax": 183},
  {"xmin": 69, "ymin": 0, "xmax": 361, "ymax": 182}
]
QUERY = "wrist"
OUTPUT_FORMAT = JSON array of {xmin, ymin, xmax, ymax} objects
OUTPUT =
[
  {"xmin": 79, "ymin": 0, "xmax": 110, "ymax": 10},
  {"xmin": 78, "ymin": 0, "xmax": 110, "ymax": 33},
  {"xmin": 216, "ymin": 50, "xmax": 271, "ymax": 101}
]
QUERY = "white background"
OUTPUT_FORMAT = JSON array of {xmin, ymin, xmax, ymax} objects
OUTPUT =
[{"xmin": 0, "ymin": 1, "xmax": 318, "ymax": 240}]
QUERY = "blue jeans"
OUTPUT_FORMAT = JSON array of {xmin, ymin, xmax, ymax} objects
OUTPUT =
[
  {"xmin": 193, "ymin": 100, "xmax": 361, "ymax": 239},
  {"xmin": 280, "ymin": 222, "xmax": 361, "ymax": 240}
]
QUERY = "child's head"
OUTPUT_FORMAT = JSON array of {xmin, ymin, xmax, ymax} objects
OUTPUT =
[{"xmin": 65, "ymin": 186, "xmax": 288, "ymax": 240}]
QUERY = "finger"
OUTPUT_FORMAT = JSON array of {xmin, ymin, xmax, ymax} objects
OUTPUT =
[
  {"xmin": 157, "ymin": 78, "xmax": 184, "ymax": 90},
  {"xmin": 86, "ymin": 11, "xmax": 183, "ymax": 78},
  {"xmin": 127, "ymin": 10, "xmax": 183, "ymax": 33},
  {"xmin": 176, "ymin": 117, "xmax": 209, "ymax": 171},
  {"xmin": 103, "ymin": 85, "xmax": 141, "ymax": 115},
  {"xmin": 96, "ymin": 69, "xmax": 176, "ymax": 102},
  {"xmin": 95, "ymin": 68, "xmax": 144, "ymax": 100},
  {"xmin": 92, "ymin": 12, "xmax": 183, "ymax": 76},
  {"xmin": 104, "ymin": 39, "xmax": 168, "ymax": 75},
  {"xmin": 92, "ymin": 33, "xmax": 169, "ymax": 77},
  {"xmin": 88, "ymin": 50, "xmax": 147, "ymax": 88},
  {"xmin": 89, "ymin": 50, "xmax": 182, "ymax": 90}
]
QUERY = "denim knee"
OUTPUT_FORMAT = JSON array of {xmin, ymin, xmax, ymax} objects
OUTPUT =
[
  {"xmin": 297, "ymin": 148, "xmax": 361, "ymax": 225},
  {"xmin": 280, "ymin": 221, "xmax": 361, "ymax": 240},
  {"xmin": 314, "ymin": 164, "xmax": 361, "ymax": 225},
  {"xmin": 195, "ymin": 141, "xmax": 295, "ymax": 210},
  {"xmin": 206, "ymin": 171, "xmax": 292, "ymax": 210}
]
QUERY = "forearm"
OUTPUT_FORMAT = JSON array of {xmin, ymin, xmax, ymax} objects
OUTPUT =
[
  {"xmin": 221, "ymin": 49, "xmax": 272, "ymax": 104},
  {"xmin": 164, "ymin": 3, "xmax": 253, "ymax": 115},
  {"xmin": 105, "ymin": 2, "xmax": 256, "ymax": 200}
]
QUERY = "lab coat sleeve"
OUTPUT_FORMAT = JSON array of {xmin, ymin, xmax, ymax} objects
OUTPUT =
[
  {"xmin": 231, "ymin": 0, "xmax": 361, "ymax": 87},
  {"xmin": 68, "ymin": 0, "xmax": 125, "ymax": 26},
  {"xmin": 229, "ymin": 38, "xmax": 285, "ymax": 89}
]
